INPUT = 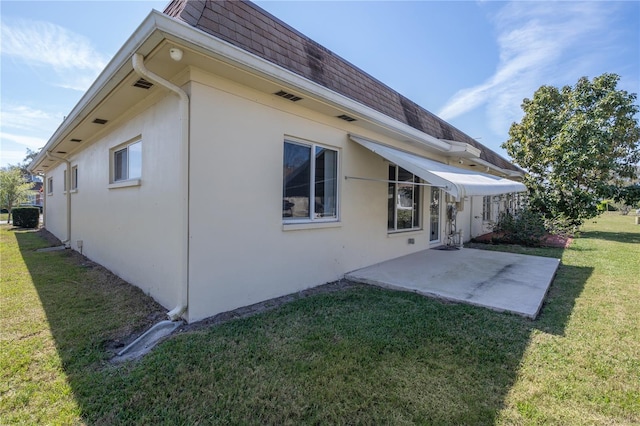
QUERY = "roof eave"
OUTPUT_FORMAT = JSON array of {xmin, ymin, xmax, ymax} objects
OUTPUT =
[
  {"xmin": 29, "ymin": 10, "xmax": 168, "ymax": 173},
  {"xmin": 30, "ymin": 10, "xmax": 509, "ymax": 173}
]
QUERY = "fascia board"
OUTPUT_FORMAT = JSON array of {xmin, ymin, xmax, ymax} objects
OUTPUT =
[
  {"xmin": 29, "ymin": 11, "xmax": 166, "ymax": 172},
  {"xmin": 146, "ymin": 14, "xmax": 454, "ymax": 154},
  {"xmin": 30, "ymin": 10, "xmax": 457, "ymax": 171}
]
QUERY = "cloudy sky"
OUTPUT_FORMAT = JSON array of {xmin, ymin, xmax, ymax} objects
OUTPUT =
[{"xmin": 1, "ymin": 1, "xmax": 638, "ymax": 168}]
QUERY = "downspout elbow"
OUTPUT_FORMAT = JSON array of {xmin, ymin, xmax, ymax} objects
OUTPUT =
[{"xmin": 132, "ymin": 52, "xmax": 190, "ymax": 322}]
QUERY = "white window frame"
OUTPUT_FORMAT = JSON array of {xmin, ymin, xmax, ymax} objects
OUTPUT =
[
  {"xmin": 282, "ymin": 138, "xmax": 339, "ymax": 224},
  {"xmin": 63, "ymin": 170, "xmax": 67, "ymax": 192},
  {"xmin": 109, "ymin": 137, "xmax": 142, "ymax": 188},
  {"xmin": 71, "ymin": 166, "xmax": 78, "ymax": 191},
  {"xmin": 47, "ymin": 177, "xmax": 53, "ymax": 195},
  {"xmin": 388, "ymin": 164, "xmax": 422, "ymax": 233},
  {"xmin": 482, "ymin": 195, "xmax": 492, "ymax": 222}
]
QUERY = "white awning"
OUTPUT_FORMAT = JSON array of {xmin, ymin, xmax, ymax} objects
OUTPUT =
[{"xmin": 350, "ymin": 135, "xmax": 526, "ymax": 199}]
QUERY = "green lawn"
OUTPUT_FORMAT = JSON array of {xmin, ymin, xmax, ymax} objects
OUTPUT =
[{"xmin": 1, "ymin": 213, "xmax": 638, "ymax": 424}]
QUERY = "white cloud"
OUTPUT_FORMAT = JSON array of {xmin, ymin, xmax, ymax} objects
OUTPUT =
[
  {"xmin": 439, "ymin": 1, "xmax": 618, "ymax": 135},
  {"xmin": 0, "ymin": 149, "xmax": 32, "ymax": 167},
  {"xmin": 0, "ymin": 19, "xmax": 108, "ymax": 91},
  {"xmin": 1, "ymin": 104, "xmax": 60, "ymax": 132},
  {"xmin": 0, "ymin": 132, "xmax": 48, "ymax": 150}
]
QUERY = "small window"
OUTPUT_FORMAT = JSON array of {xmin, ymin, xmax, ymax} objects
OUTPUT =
[
  {"xmin": 71, "ymin": 166, "xmax": 78, "ymax": 190},
  {"xmin": 63, "ymin": 170, "xmax": 67, "ymax": 192},
  {"xmin": 388, "ymin": 164, "xmax": 421, "ymax": 232},
  {"xmin": 112, "ymin": 140, "xmax": 142, "ymax": 182},
  {"xmin": 283, "ymin": 140, "xmax": 338, "ymax": 221},
  {"xmin": 482, "ymin": 195, "xmax": 492, "ymax": 221},
  {"xmin": 47, "ymin": 177, "xmax": 53, "ymax": 195}
]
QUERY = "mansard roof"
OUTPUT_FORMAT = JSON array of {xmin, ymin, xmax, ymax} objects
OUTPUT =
[{"xmin": 164, "ymin": 0, "xmax": 520, "ymax": 172}]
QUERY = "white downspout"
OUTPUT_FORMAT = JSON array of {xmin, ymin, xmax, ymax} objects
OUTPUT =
[
  {"xmin": 132, "ymin": 52, "xmax": 189, "ymax": 322},
  {"xmin": 45, "ymin": 151, "xmax": 71, "ymax": 248}
]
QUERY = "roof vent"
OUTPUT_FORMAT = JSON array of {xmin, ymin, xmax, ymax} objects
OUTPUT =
[
  {"xmin": 70, "ymin": 138, "xmax": 82, "ymax": 143},
  {"xmin": 133, "ymin": 78, "xmax": 153, "ymax": 89},
  {"xmin": 56, "ymin": 151, "xmax": 67, "ymax": 154},
  {"xmin": 337, "ymin": 114, "xmax": 356, "ymax": 122},
  {"xmin": 274, "ymin": 90, "xmax": 302, "ymax": 102},
  {"xmin": 92, "ymin": 118, "xmax": 108, "ymax": 125}
]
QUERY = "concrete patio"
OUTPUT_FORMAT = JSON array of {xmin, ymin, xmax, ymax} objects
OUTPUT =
[{"xmin": 345, "ymin": 247, "xmax": 561, "ymax": 319}]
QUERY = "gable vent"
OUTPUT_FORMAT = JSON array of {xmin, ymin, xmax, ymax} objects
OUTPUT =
[
  {"xmin": 274, "ymin": 90, "xmax": 302, "ymax": 102},
  {"xmin": 337, "ymin": 114, "xmax": 356, "ymax": 122},
  {"xmin": 70, "ymin": 138, "xmax": 82, "ymax": 142},
  {"xmin": 92, "ymin": 118, "xmax": 108, "ymax": 125},
  {"xmin": 133, "ymin": 78, "xmax": 153, "ymax": 89}
]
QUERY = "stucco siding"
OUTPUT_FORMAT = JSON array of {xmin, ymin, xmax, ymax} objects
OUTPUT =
[
  {"xmin": 42, "ymin": 166, "xmax": 67, "ymax": 240},
  {"xmin": 43, "ymin": 94, "xmax": 184, "ymax": 311},
  {"xmin": 187, "ymin": 72, "xmax": 437, "ymax": 322}
]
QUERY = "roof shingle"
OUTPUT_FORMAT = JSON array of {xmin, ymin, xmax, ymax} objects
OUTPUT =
[{"xmin": 163, "ymin": 0, "xmax": 519, "ymax": 172}]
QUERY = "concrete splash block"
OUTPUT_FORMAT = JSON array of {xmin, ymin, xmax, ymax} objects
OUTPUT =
[
  {"xmin": 36, "ymin": 245, "xmax": 66, "ymax": 252},
  {"xmin": 114, "ymin": 320, "xmax": 182, "ymax": 362}
]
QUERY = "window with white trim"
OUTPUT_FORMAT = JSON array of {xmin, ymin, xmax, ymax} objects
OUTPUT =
[
  {"xmin": 482, "ymin": 195, "xmax": 492, "ymax": 221},
  {"xmin": 71, "ymin": 166, "xmax": 78, "ymax": 190},
  {"xmin": 112, "ymin": 140, "xmax": 142, "ymax": 182},
  {"xmin": 388, "ymin": 164, "xmax": 421, "ymax": 232},
  {"xmin": 63, "ymin": 170, "xmax": 67, "ymax": 192},
  {"xmin": 283, "ymin": 140, "xmax": 338, "ymax": 221},
  {"xmin": 47, "ymin": 177, "xmax": 53, "ymax": 195}
]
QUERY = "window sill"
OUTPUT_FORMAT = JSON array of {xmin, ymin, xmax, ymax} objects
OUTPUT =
[
  {"xmin": 387, "ymin": 229, "xmax": 424, "ymax": 238},
  {"xmin": 108, "ymin": 179, "xmax": 141, "ymax": 189},
  {"xmin": 283, "ymin": 220, "xmax": 341, "ymax": 231}
]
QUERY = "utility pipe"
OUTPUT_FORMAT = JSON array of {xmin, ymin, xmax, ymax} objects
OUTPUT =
[
  {"xmin": 45, "ymin": 151, "xmax": 71, "ymax": 248},
  {"xmin": 132, "ymin": 52, "xmax": 190, "ymax": 322}
]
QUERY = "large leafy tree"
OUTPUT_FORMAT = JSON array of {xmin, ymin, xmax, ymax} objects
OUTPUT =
[
  {"xmin": 503, "ymin": 73, "xmax": 640, "ymax": 228},
  {"xmin": 0, "ymin": 166, "xmax": 32, "ymax": 223}
]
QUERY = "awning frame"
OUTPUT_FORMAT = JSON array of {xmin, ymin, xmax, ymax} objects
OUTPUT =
[{"xmin": 350, "ymin": 135, "xmax": 526, "ymax": 200}]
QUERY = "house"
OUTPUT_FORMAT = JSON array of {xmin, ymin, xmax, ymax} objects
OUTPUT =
[{"xmin": 29, "ymin": 0, "xmax": 526, "ymax": 323}]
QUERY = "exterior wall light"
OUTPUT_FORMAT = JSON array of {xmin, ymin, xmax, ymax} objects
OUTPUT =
[{"xmin": 169, "ymin": 47, "xmax": 183, "ymax": 61}]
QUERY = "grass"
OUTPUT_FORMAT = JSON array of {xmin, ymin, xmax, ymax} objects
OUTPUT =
[{"xmin": 1, "ymin": 213, "xmax": 638, "ymax": 424}]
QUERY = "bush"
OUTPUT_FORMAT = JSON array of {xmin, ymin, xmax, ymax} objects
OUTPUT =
[
  {"xmin": 492, "ymin": 207, "xmax": 548, "ymax": 246},
  {"xmin": 12, "ymin": 207, "xmax": 40, "ymax": 228},
  {"xmin": 597, "ymin": 200, "xmax": 617, "ymax": 212}
]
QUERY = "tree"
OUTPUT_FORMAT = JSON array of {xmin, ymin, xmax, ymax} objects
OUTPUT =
[
  {"xmin": 503, "ymin": 73, "xmax": 640, "ymax": 228},
  {"xmin": 0, "ymin": 166, "xmax": 32, "ymax": 223},
  {"xmin": 17, "ymin": 148, "xmax": 41, "ymax": 181}
]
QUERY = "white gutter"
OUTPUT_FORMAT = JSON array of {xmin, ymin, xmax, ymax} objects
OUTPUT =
[
  {"xmin": 132, "ymin": 52, "xmax": 189, "ymax": 322},
  {"xmin": 45, "ymin": 151, "xmax": 71, "ymax": 248}
]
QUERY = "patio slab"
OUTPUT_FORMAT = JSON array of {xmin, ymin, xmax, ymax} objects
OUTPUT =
[{"xmin": 345, "ymin": 248, "xmax": 560, "ymax": 319}]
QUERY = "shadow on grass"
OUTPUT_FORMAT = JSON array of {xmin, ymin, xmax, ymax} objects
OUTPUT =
[
  {"xmin": 15, "ymin": 229, "xmax": 591, "ymax": 424},
  {"xmin": 579, "ymin": 230, "xmax": 640, "ymax": 244}
]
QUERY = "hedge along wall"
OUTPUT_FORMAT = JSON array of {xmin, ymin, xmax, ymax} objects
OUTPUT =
[{"xmin": 12, "ymin": 207, "xmax": 40, "ymax": 228}]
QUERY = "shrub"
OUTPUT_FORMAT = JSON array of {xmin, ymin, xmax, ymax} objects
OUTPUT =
[
  {"xmin": 597, "ymin": 200, "xmax": 617, "ymax": 212},
  {"xmin": 492, "ymin": 207, "xmax": 547, "ymax": 246},
  {"xmin": 12, "ymin": 207, "xmax": 40, "ymax": 228}
]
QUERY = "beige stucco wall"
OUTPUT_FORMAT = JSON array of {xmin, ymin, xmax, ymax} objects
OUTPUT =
[
  {"xmin": 186, "ymin": 70, "xmax": 469, "ymax": 322},
  {"xmin": 42, "ymin": 66, "xmax": 505, "ymax": 324},
  {"xmin": 42, "ymin": 167, "xmax": 66, "ymax": 239},
  {"xmin": 42, "ymin": 94, "xmax": 184, "ymax": 311}
]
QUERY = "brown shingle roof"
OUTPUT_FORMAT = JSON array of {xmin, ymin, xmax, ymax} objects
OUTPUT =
[{"xmin": 163, "ymin": 0, "xmax": 519, "ymax": 172}]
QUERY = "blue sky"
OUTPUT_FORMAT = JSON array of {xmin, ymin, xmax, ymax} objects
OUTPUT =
[{"xmin": 1, "ymin": 1, "xmax": 638, "ymax": 168}]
